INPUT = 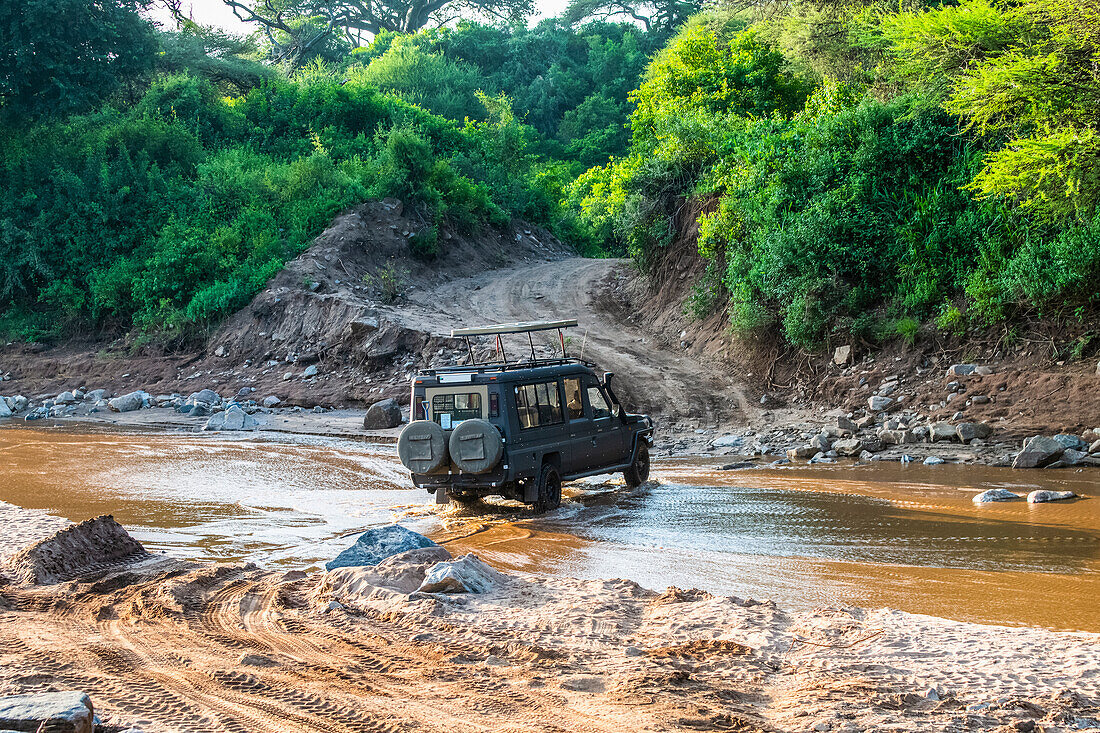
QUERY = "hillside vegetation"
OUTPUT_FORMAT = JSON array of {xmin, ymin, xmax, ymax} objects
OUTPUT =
[
  {"xmin": 1, "ymin": 0, "xmax": 1097, "ymax": 355},
  {"xmin": 573, "ymin": 0, "xmax": 1100, "ymax": 352}
]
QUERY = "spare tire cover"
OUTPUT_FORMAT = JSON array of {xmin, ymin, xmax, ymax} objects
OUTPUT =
[
  {"xmin": 398, "ymin": 420, "xmax": 448, "ymax": 474},
  {"xmin": 448, "ymin": 419, "xmax": 504, "ymax": 474}
]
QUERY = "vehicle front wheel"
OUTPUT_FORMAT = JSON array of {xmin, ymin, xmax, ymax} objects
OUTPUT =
[
  {"xmin": 624, "ymin": 442, "xmax": 650, "ymax": 488},
  {"xmin": 533, "ymin": 463, "xmax": 562, "ymax": 513}
]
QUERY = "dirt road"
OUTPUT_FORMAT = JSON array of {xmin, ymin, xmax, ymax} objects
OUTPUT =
[{"xmin": 384, "ymin": 256, "xmax": 747, "ymax": 427}]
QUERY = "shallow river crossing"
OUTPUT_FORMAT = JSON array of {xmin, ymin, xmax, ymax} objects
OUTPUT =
[{"xmin": 1, "ymin": 427, "xmax": 1097, "ymax": 632}]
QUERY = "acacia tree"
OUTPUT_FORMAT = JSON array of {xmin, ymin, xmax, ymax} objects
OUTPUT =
[
  {"xmin": 216, "ymin": 0, "xmax": 535, "ymax": 64},
  {"xmin": 562, "ymin": 0, "xmax": 703, "ymax": 34}
]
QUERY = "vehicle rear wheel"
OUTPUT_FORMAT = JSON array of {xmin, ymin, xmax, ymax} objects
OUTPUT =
[
  {"xmin": 624, "ymin": 442, "xmax": 650, "ymax": 488},
  {"xmin": 533, "ymin": 463, "xmax": 562, "ymax": 513}
]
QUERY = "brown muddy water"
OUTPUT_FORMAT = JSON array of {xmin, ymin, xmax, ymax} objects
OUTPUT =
[{"xmin": 1, "ymin": 427, "xmax": 1097, "ymax": 632}]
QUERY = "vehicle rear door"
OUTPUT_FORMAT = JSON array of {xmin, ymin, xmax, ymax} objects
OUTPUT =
[{"xmin": 585, "ymin": 377, "xmax": 625, "ymax": 469}]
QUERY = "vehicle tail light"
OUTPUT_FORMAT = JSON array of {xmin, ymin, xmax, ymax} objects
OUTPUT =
[{"xmin": 489, "ymin": 393, "xmax": 499, "ymax": 418}]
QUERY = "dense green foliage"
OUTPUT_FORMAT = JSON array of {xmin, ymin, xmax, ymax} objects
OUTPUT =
[
  {"xmin": 574, "ymin": 0, "xmax": 1100, "ymax": 349},
  {"xmin": 2, "ymin": 0, "xmax": 1097, "ymax": 350}
]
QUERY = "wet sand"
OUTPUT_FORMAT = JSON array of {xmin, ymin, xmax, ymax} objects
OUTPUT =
[{"xmin": 2, "ymin": 427, "xmax": 1097, "ymax": 633}]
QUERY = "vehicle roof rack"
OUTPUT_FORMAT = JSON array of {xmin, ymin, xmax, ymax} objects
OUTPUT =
[
  {"xmin": 449, "ymin": 319, "xmax": 580, "ymax": 366},
  {"xmin": 417, "ymin": 357, "xmax": 597, "ymax": 378}
]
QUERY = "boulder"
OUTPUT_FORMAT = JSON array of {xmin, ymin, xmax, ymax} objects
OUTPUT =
[
  {"xmin": 923, "ymin": 456, "xmax": 945, "ymax": 465},
  {"xmin": 956, "ymin": 422, "xmax": 993, "ymax": 443},
  {"xmin": 1052, "ymin": 434, "xmax": 1088, "ymax": 451},
  {"xmin": 787, "ymin": 445, "xmax": 816, "ymax": 459},
  {"xmin": 203, "ymin": 405, "xmax": 258, "ymax": 431},
  {"xmin": 55, "ymin": 391, "xmax": 77, "ymax": 405},
  {"xmin": 1013, "ymin": 436, "xmax": 1066, "ymax": 469},
  {"xmin": 947, "ymin": 364, "xmax": 978, "ymax": 377},
  {"xmin": 930, "ymin": 422, "xmax": 958, "ymax": 442},
  {"xmin": 859, "ymin": 435, "xmax": 883, "ymax": 453},
  {"xmin": 878, "ymin": 429, "xmax": 913, "ymax": 445},
  {"xmin": 302, "ymin": 365, "xmax": 319, "ymax": 378},
  {"xmin": 971, "ymin": 395, "xmax": 991, "ymax": 405},
  {"xmin": 418, "ymin": 554, "xmax": 506, "ymax": 594},
  {"xmin": 83, "ymin": 389, "xmax": 106, "ymax": 402},
  {"xmin": 833, "ymin": 438, "xmax": 863, "ymax": 457},
  {"xmin": 188, "ymin": 388, "xmax": 220, "ymax": 405},
  {"xmin": 0, "ymin": 399, "xmax": 10, "ymax": 418},
  {"xmin": 322, "ymin": 547, "xmax": 454, "ymax": 599},
  {"xmin": 1047, "ymin": 448, "xmax": 1089, "ymax": 468},
  {"xmin": 973, "ymin": 488, "xmax": 1021, "ymax": 503},
  {"xmin": 837, "ymin": 416, "xmax": 857, "ymax": 434},
  {"xmin": 868, "ymin": 396, "xmax": 893, "ymax": 412},
  {"xmin": 0, "ymin": 691, "xmax": 93, "ymax": 733},
  {"xmin": 326, "ymin": 525, "xmax": 439, "ymax": 571},
  {"xmin": 1091, "ymin": 439, "xmax": 1100, "ymax": 455},
  {"xmin": 712, "ymin": 435, "xmax": 743, "ymax": 448},
  {"xmin": 833, "ymin": 345, "xmax": 852, "ymax": 366},
  {"xmin": 810, "ymin": 434, "xmax": 831, "ymax": 452},
  {"xmin": 108, "ymin": 391, "xmax": 145, "ymax": 413},
  {"xmin": 1027, "ymin": 490, "xmax": 1076, "ymax": 503},
  {"xmin": 187, "ymin": 404, "xmax": 209, "ymax": 418},
  {"xmin": 363, "ymin": 398, "xmax": 402, "ymax": 430},
  {"xmin": 855, "ymin": 415, "xmax": 876, "ymax": 429},
  {"xmin": 262, "ymin": 395, "xmax": 281, "ymax": 408},
  {"xmin": 10, "ymin": 395, "xmax": 29, "ymax": 412}
]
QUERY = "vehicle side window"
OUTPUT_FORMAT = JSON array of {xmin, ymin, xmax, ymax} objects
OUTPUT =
[
  {"xmin": 514, "ymin": 381, "xmax": 563, "ymax": 429},
  {"xmin": 587, "ymin": 385, "xmax": 611, "ymax": 419},
  {"xmin": 563, "ymin": 378, "xmax": 584, "ymax": 420}
]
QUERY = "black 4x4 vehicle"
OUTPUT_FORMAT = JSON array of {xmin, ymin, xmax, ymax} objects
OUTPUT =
[{"xmin": 397, "ymin": 320, "xmax": 654, "ymax": 511}]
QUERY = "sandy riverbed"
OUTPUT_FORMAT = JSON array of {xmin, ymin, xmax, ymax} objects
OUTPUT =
[{"xmin": 0, "ymin": 498, "xmax": 1098, "ymax": 733}]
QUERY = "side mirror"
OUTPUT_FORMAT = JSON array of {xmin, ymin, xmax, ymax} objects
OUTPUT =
[{"xmin": 603, "ymin": 371, "xmax": 614, "ymax": 388}]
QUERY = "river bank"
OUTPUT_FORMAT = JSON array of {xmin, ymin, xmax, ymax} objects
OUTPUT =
[{"xmin": 1, "ymin": 504, "xmax": 1099, "ymax": 733}]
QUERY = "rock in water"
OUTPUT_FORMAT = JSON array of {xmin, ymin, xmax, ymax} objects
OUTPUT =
[
  {"xmin": 1013, "ymin": 436, "xmax": 1066, "ymax": 469},
  {"xmin": 1027, "ymin": 490, "xmax": 1076, "ymax": 503},
  {"xmin": 418, "ymin": 554, "xmax": 506, "ymax": 594},
  {"xmin": 972, "ymin": 488, "xmax": 1021, "ymax": 503},
  {"xmin": 363, "ymin": 398, "xmax": 402, "ymax": 429},
  {"xmin": 108, "ymin": 391, "xmax": 145, "ymax": 412},
  {"xmin": 326, "ymin": 525, "xmax": 438, "ymax": 571},
  {"xmin": 6, "ymin": 516, "xmax": 147, "ymax": 585},
  {"xmin": 0, "ymin": 691, "xmax": 94, "ymax": 733}
]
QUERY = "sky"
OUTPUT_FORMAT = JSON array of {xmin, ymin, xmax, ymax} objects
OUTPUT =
[{"xmin": 146, "ymin": 0, "xmax": 572, "ymax": 36}]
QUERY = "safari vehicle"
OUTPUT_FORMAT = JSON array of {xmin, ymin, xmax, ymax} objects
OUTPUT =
[{"xmin": 396, "ymin": 320, "xmax": 654, "ymax": 512}]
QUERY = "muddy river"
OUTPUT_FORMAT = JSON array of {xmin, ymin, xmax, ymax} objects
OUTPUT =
[{"xmin": 2, "ymin": 427, "xmax": 1097, "ymax": 632}]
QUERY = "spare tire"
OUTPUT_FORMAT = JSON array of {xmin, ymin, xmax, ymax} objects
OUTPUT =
[
  {"xmin": 448, "ymin": 419, "xmax": 504, "ymax": 474},
  {"xmin": 397, "ymin": 420, "xmax": 449, "ymax": 474}
]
